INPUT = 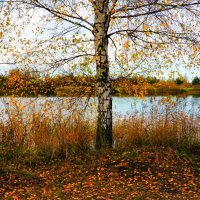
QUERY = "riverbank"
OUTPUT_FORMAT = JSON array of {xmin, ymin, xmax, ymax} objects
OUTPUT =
[
  {"xmin": 55, "ymin": 86, "xmax": 200, "ymax": 97},
  {"xmin": 0, "ymin": 99, "xmax": 200, "ymax": 199},
  {"xmin": 1, "ymin": 146, "xmax": 199, "ymax": 199}
]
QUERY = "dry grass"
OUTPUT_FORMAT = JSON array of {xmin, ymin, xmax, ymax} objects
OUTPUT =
[
  {"xmin": 114, "ymin": 111, "xmax": 199, "ymax": 149},
  {"xmin": 114, "ymin": 97, "xmax": 200, "ymax": 149},
  {"xmin": 0, "ymin": 98, "xmax": 95, "ymax": 160},
  {"xmin": 0, "ymin": 97, "xmax": 199, "ymax": 161}
]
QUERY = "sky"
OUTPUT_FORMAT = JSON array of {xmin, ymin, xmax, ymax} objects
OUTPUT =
[{"xmin": 0, "ymin": 0, "xmax": 199, "ymax": 81}]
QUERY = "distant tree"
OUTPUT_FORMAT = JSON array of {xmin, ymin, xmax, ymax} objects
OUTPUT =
[
  {"xmin": 192, "ymin": 76, "xmax": 200, "ymax": 85},
  {"xmin": 0, "ymin": 75, "xmax": 6, "ymax": 86},
  {"xmin": 147, "ymin": 77, "xmax": 159, "ymax": 84},
  {"xmin": 174, "ymin": 77, "xmax": 184, "ymax": 85},
  {"xmin": 0, "ymin": 75, "xmax": 7, "ymax": 95}
]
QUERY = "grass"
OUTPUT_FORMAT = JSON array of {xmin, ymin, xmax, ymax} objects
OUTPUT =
[
  {"xmin": 0, "ymin": 97, "xmax": 199, "ymax": 199},
  {"xmin": 180, "ymin": 88, "xmax": 200, "ymax": 95},
  {"xmin": 0, "ymin": 97, "xmax": 199, "ymax": 160}
]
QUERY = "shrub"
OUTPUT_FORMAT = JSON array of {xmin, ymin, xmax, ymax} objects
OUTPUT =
[
  {"xmin": 174, "ymin": 77, "xmax": 184, "ymax": 85},
  {"xmin": 146, "ymin": 77, "xmax": 160, "ymax": 84},
  {"xmin": 192, "ymin": 76, "xmax": 200, "ymax": 85}
]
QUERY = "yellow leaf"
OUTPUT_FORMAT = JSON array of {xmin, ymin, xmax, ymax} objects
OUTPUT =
[
  {"xmin": 0, "ymin": 32, "xmax": 3, "ymax": 39},
  {"xmin": 170, "ymin": 29, "xmax": 175, "ymax": 34},
  {"xmin": 143, "ymin": 24, "xmax": 149, "ymax": 31},
  {"xmin": 143, "ymin": 24, "xmax": 150, "ymax": 36},
  {"xmin": 168, "ymin": 178, "xmax": 174, "ymax": 182},
  {"xmin": 163, "ymin": 21, "xmax": 169, "ymax": 28},
  {"xmin": 123, "ymin": 41, "xmax": 129, "ymax": 49}
]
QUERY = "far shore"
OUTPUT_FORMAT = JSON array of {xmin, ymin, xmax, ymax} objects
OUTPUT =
[
  {"xmin": 55, "ymin": 87, "xmax": 200, "ymax": 97},
  {"xmin": 0, "ymin": 87, "xmax": 200, "ymax": 97}
]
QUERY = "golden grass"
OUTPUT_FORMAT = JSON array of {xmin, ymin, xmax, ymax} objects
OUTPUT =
[
  {"xmin": 0, "ymin": 97, "xmax": 199, "ymax": 160},
  {"xmin": 114, "ymin": 112, "xmax": 199, "ymax": 148}
]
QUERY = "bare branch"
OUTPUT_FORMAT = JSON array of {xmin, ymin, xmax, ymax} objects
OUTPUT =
[{"xmin": 111, "ymin": 1, "xmax": 200, "ymax": 19}]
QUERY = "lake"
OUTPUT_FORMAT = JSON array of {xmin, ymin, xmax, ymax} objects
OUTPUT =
[{"xmin": 0, "ymin": 96, "xmax": 199, "ymax": 122}]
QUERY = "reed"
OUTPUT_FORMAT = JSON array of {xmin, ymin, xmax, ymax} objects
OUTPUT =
[
  {"xmin": 114, "ymin": 97, "xmax": 199, "ymax": 150},
  {"xmin": 0, "ymin": 97, "xmax": 199, "ymax": 161}
]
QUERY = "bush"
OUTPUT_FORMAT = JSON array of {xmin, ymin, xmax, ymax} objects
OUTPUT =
[
  {"xmin": 146, "ymin": 77, "xmax": 159, "ymax": 84},
  {"xmin": 174, "ymin": 77, "xmax": 184, "ymax": 85},
  {"xmin": 192, "ymin": 76, "xmax": 200, "ymax": 85}
]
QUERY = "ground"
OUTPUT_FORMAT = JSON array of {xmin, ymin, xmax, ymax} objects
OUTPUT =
[{"xmin": 0, "ymin": 147, "xmax": 199, "ymax": 200}]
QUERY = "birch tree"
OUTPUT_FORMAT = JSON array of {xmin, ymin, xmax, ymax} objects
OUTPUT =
[{"xmin": 0, "ymin": 0, "xmax": 199, "ymax": 149}]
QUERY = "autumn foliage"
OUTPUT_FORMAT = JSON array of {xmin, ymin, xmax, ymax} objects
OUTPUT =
[{"xmin": 0, "ymin": 69, "xmax": 198, "ymax": 97}]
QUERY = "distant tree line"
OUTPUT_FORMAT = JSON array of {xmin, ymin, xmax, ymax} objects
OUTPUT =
[{"xmin": 0, "ymin": 69, "xmax": 199, "ymax": 97}]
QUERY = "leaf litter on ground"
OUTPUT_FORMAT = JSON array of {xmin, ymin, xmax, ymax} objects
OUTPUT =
[{"xmin": 0, "ymin": 147, "xmax": 199, "ymax": 200}]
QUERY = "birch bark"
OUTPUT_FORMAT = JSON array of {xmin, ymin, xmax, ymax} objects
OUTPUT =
[{"xmin": 93, "ymin": 0, "xmax": 112, "ymax": 149}]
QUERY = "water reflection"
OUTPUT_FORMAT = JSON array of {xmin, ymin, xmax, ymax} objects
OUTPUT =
[{"xmin": 0, "ymin": 96, "xmax": 199, "ymax": 122}]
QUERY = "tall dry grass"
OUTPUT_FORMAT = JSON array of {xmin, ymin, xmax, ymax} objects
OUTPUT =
[
  {"xmin": 0, "ymin": 98, "xmax": 95, "ymax": 161},
  {"xmin": 0, "ymin": 97, "xmax": 199, "ymax": 161},
  {"xmin": 114, "ymin": 97, "xmax": 199, "ymax": 149}
]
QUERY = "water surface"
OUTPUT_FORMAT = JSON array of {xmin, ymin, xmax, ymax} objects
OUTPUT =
[{"xmin": 0, "ymin": 96, "xmax": 199, "ymax": 121}]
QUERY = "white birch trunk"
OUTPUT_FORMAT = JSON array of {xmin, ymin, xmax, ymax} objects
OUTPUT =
[{"xmin": 93, "ymin": 0, "xmax": 113, "ymax": 149}]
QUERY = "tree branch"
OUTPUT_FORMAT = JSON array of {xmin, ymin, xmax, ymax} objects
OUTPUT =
[{"xmin": 111, "ymin": 1, "xmax": 200, "ymax": 19}]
